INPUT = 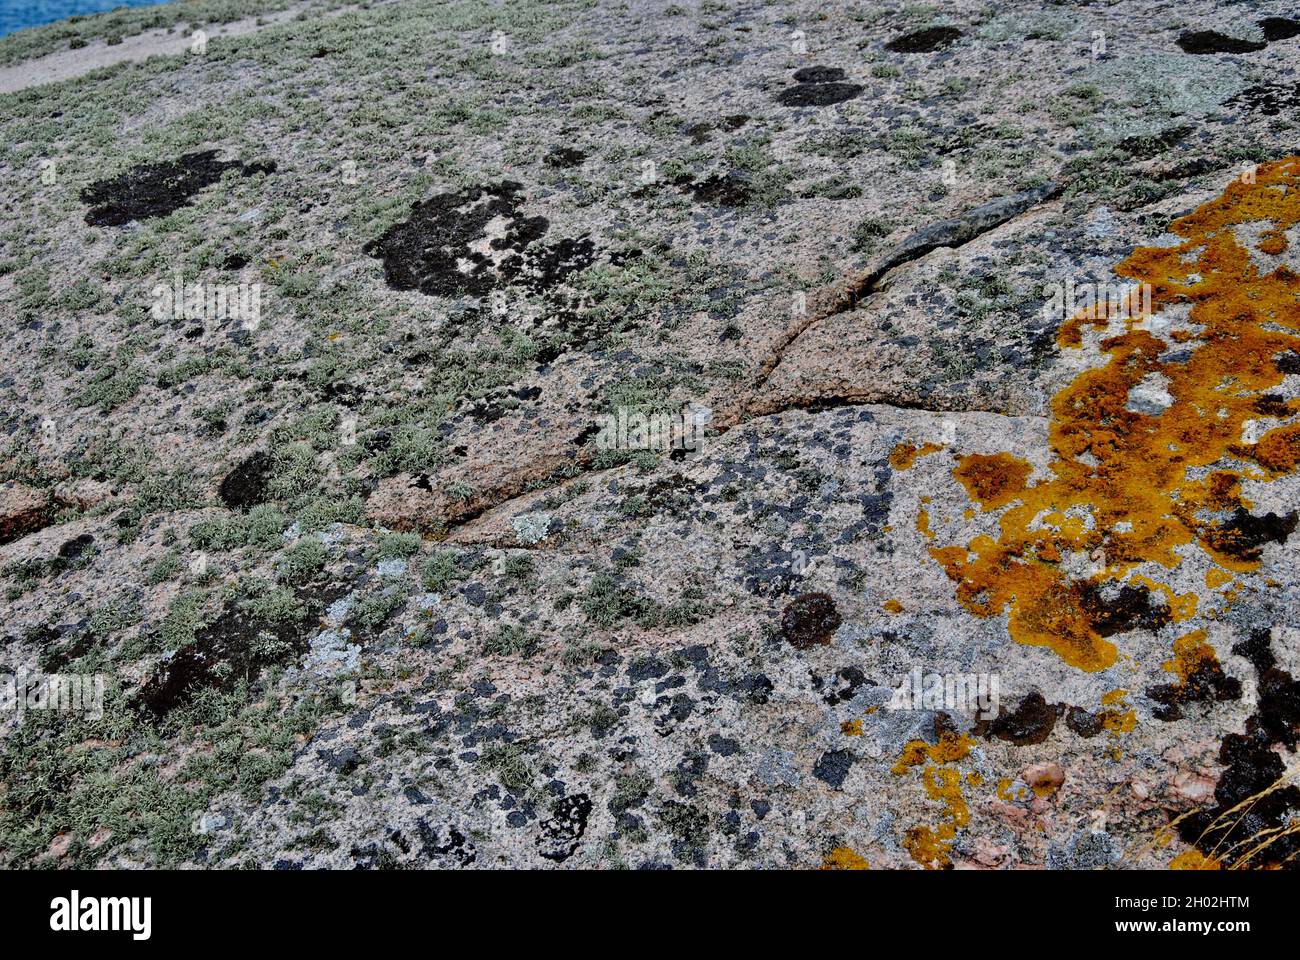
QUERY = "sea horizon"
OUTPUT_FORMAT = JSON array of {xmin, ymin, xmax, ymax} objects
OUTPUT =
[{"xmin": 0, "ymin": 0, "xmax": 168, "ymax": 39}]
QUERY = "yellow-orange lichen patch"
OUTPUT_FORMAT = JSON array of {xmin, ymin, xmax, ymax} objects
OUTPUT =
[
  {"xmin": 841, "ymin": 718, "xmax": 863, "ymax": 737},
  {"xmin": 892, "ymin": 730, "xmax": 976, "ymax": 868},
  {"xmin": 951, "ymin": 452, "xmax": 1034, "ymax": 511},
  {"xmin": 996, "ymin": 777, "xmax": 1027, "ymax": 802},
  {"xmin": 890, "ymin": 441, "xmax": 944, "ymax": 470},
  {"xmin": 1101, "ymin": 688, "xmax": 1128, "ymax": 707},
  {"xmin": 821, "ymin": 846, "xmax": 870, "ymax": 870},
  {"xmin": 1253, "ymin": 423, "xmax": 1300, "ymax": 473},
  {"xmin": 1205, "ymin": 567, "xmax": 1233, "ymax": 589},
  {"xmin": 1162, "ymin": 629, "xmax": 1217, "ymax": 682},
  {"xmin": 927, "ymin": 158, "xmax": 1300, "ymax": 672},
  {"xmin": 1170, "ymin": 849, "xmax": 1222, "ymax": 870},
  {"xmin": 881, "ymin": 598, "xmax": 904, "ymax": 615}
]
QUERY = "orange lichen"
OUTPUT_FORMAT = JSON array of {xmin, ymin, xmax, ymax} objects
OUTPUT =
[
  {"xmin": 841, "ymin": 718, "xmax": 863, "ymax": 737},
  {"xmin": 821, "ymin": 846, "xmax": 870, "ymax": 870},
  {"xmin": 1101, "ymin": 708, "xmax": 1137, "ymax": 735},
  {"xmin": 1101, "ymin": 688, "xmax": 1128, "ymax": 706},
  {"xmin": 1205, "ymin": 567, "xmax": 1232, "ymax": 589},
  {"xmin": 927, "ymin": 159, "xmax": 1300, "ymax": 671},
  {"xmin": 1162, "ymin": 629, "xmax": 1217, "ymax": 682},
  {"xmin": 951, "ymin": 452, "xmax": 1033, "ymax": 511},
  {"xmin": 892, "ymin": 730, "xmax": 976, "ymax": 773},
  {"xmin": 881, "ymin": 598, "xmax": 904, "ymax": 614},
  {"xmin": 1170, "ymin": 849, "xmax": 1222, "ymax": 870},
  {"xmin": 893, "ymin": 730, "xmax": 976, "ymax": 868},
  {"xmin": 890, "ymin": 441, "xmax": 944, "ymax": 470},
  {"xmin": 916, "ymin": 509, "xmax": 933, "ymax": 539},
  {"xmin": 1091, "ymin": 689, "xmax": 1138, "ymax": 737},
  {"xmin": 1253, "ymin": 423, "xmax": 1300, "ymax": 473}
]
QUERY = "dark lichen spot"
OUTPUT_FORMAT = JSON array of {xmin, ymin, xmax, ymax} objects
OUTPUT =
[
  {"xmin": 685, "ymin": 172, "xmax": 753, "ymax": 206},
  {"xmin": 708, "ymin": 734, "xmax": 740, "ymax": 756},
  {"xmin": 1253, "ymin": 393, "xmax": 1291, "ymax": 418},
  {"xmin": 683, "ymin": 122, "xmax": 713, "ymax": 144},
  {"xmin": 517, "ymin": 235, "xmax": 597, "ymax": 292},
  {"xmin": 1078, "ymin": 582, "xmax": 1171, "ymax": 637},
  {"xmin": 1276, "ymin": 349, "xmax": 1300, "ymax": 373},
  {"xmin": 1118, "ymin": 124, "xmax": 1193, "ymax": 159},
  {"xmin": 1148, "ymin": 656, "xmax": 1242, "ymax": 721},
  {"xmin": 976, "ymin": 692, "xmax": 1061, "ymax": 745},
  {"xmin": 816, "ymin": 665, "xmax": 867, "ymax": 704},
  {"xmin": 1176, "ymin": 30, "xmax": 1267, "ymax": 55},
  {"xmin": 780, "ymin": 592, "xmax": 842, "ymax": 649},
  {"xmin": 1064, "ymin": 705, "xmax": 1103, "ymax": 738},
  {"xmin": 775, "ymin": 81, "xmax": 864, "ymax": 107},
  {"xmin": 1260, "ymin": 17, "xmax": 1300, "ymax": 41},
  {"xmin": 134, "ymin": 589, "xmax": 334, "ymax": 720},
  {"xmin": 543, "ymin": 147, "xmax": 587, "ymax": 168},
  {"xmin": 884, "ymin": 26, "xmax": 963, "ymax": 53},
  {"xmin": 1177, "ymin": 629, "xmax": 1300, "ymax": 867},
  {"xmin": 219, "ymin": 451, "xmax": 273, "ymax": 509},
  {"xmin": 1203, "ymin": 507, "xmax": 1298, "ymax": 563},
  {"xmin": 812, "ymin": 748, "xmax": 855, "ymax": 789},
  {"xmin": 363, "ymin": 181, "xmax": 592, "ymax": 298},
  {"xmin": 1233, "ymin": 627, "xmax": 1276, "ymax": 673},
  {"xmin": 80, "ymin": 150, "xmax": 275, "ymax": 227},
  {"xmin": 793, "ymin": 65, "xmax": 846, "ymax": 83},
  {"xmin": 417, "ymin": 821, "xmax": 476, "ymax": 865},
  {"xmin": 1230, "ymin": 81, "xmax": 1300, "ymax": 117},
  {"xmin": 537, "ymin": 793, "xmax": 591, "ymax": 861},
  {"xmin": 56, "ymin": 533, "xmax": 95, "ymax": 566}
]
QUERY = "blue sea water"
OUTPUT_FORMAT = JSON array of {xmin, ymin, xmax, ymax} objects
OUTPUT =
[{"xmin": 0, "ymin": 0, "xmax": 170, "ymax": 39}]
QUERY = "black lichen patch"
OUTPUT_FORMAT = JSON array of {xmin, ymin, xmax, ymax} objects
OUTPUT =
[
  {"xmin": 35, "ymin": 623, "xmax": 94, "ymax": 673},
  {"xmin": 1177, "ymin": 629, "xmax": 1300, "ymax": 868},
  {"xmin": 416, "ymin": 820, "xmax": 477, "ymax": 865},
  {"xmin": 364, "ymin": 181, "xmax": 593, "ymax": 299},
  {"xmin": 1203, "ymin": 507, "xmax": 1298, "ymax": 564},
  {"xmin": 884, "ymin": 26, "xmax": 963, "ymax": 53},
  {"xmin": 543, "ymin": 147, "xmax": 587, "ymax": 168},
  {"xmin": 1230, "ymin": 81, "xmax": 1300, "ymax": 117},
  {"xmin": 516, "ymin": 235, "xmax": 597, "ymax": 293},
  {"xmin": 1117, "ymin": 124, "xmax": 1193, "ymax": 159},
  {"xmin": 1064, "ymin": 705, "xmax": 1104, "ymax": 738},
  {"xmin": 684, "ymin": 114, "xmax": 749, "ymax": 144},
  {"xmin": 975, "ymin": 692, "xmax": 1061, "ymax": 745},
  {"xmin": 219, "ymin": 450, "xmax": 272, "ymax": 509},
  {"xmin": 80, "ymin": 150, "xmax": 276, "ymax": 227},
  {"xmin": 793, "ymin": 65, "xmax": 846, "ymax": 83},
  {"xmin": 780, "ymin": 592, "xmax": 842, "ymax": 649},
  {"xmin": 1278, "ymin": 351, "xmax": 1300, "ymax": 375},
  {"xmin": 1148, "ymin": 657, "xmax": 1242, "ymax": 721},
  {"xmin": 57, "ymin": 533, "xmax": 96, "ymax": 567},
  {"xmin": 1260, "ymin": 17, "xmax": 1300, "ymax": 41},
  {"xmin": 1176, "ymin": 30, "xmax": 1267, "ymax": 55},
  {"xmin": 134, "ymin": 590, "xmax": 334, "ymax": 720},
  {"xmin": 812, "ymin": 748, "xmax": 855, "ymax": 789},
  {"xmin": 1253, "ymin": 393, "xmax": 1291, "ymax": 418},
  {"xmin": 1078, "ymin": 582, "xmax": 1171, "ymax": 637},
  {"xmin": 775, "ymin": 81, "xmax": 864, "ymax": 107},
  {"xmin": 536, "ymin": 793, "xmax": 591, "ymax": 861},
  {"xmin": 815, "ymin": 665, "xmax": 867, "ymax": 705},
  {"xmin": 685, "ymin": 172, "xmax": 753, "ymax": 206}
]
